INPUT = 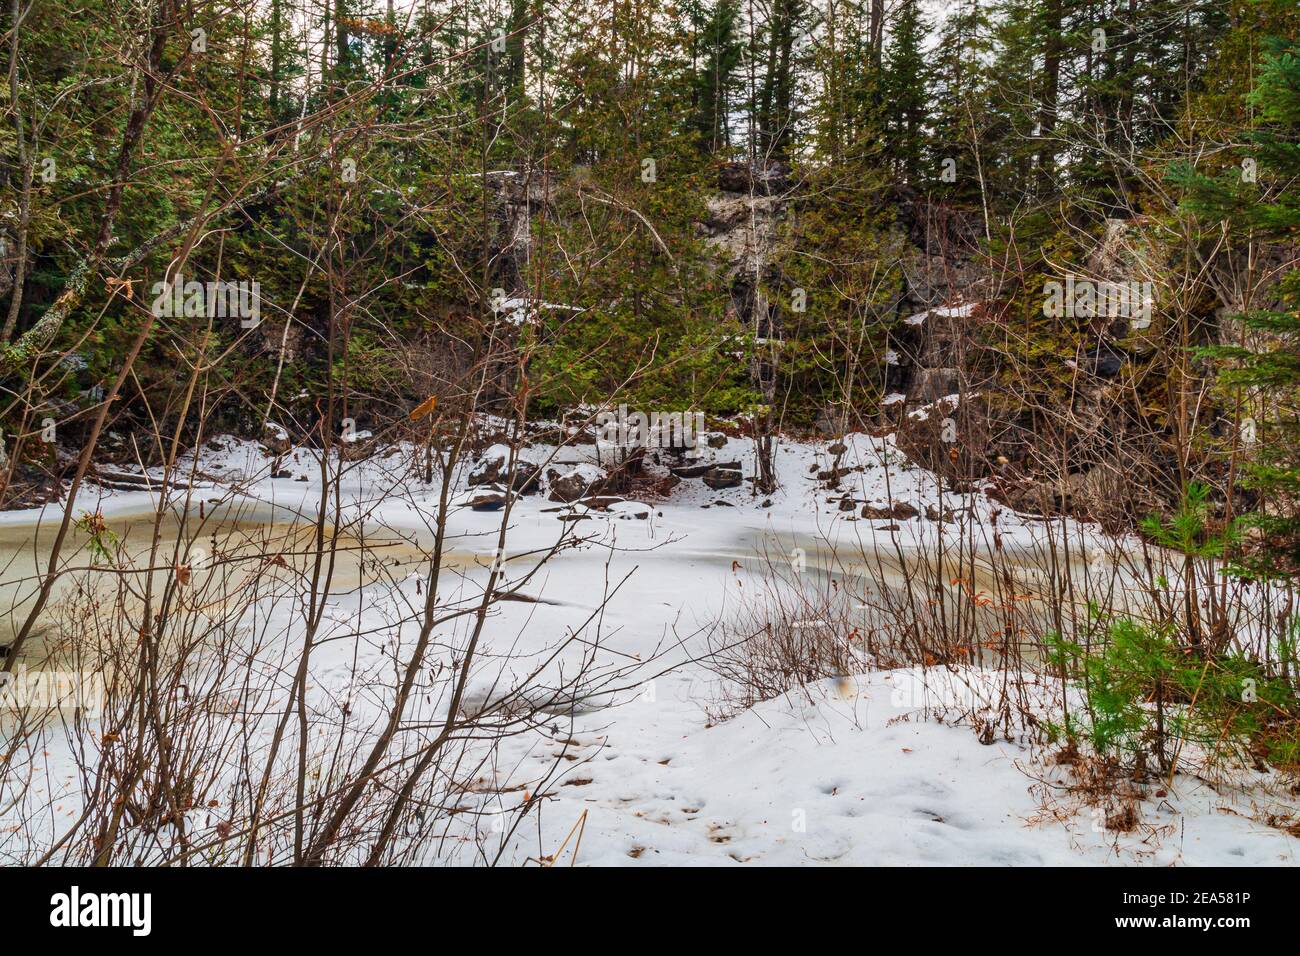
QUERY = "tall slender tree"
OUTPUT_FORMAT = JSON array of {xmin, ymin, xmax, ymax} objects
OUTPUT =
[{"xmin": 880, "ymin": 0, "xmax": 931, "ymax": 185}]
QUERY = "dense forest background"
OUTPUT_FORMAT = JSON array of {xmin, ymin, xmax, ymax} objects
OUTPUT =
[{"xmin": 1, "ymin": 0, "xmax": 1298, "ymax": 571}]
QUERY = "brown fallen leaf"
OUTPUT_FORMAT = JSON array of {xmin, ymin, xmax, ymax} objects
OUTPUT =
[{"xmin": 409, "ymin": 394, "xmax": 438, "ymax": 421}]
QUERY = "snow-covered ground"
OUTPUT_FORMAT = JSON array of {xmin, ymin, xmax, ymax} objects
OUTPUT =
[{"xmin": 2, "ymin": 426, "xmax": 1297, "ymax": 866}]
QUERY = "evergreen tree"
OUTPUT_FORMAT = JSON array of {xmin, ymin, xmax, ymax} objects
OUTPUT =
[
  {"xmin": 806, "ymin": 0, "xmax": 879, "ymax": 167},
  {"xmin": 985, "ymin": 0, "xmax": 1053, "ymax": 208},
  {"xmin": 879, "ymin": 0, "xmax": 930, "ymax": 185},
  {"xmin": 1179, "ymin": 31, "xmax": 1300, "ymax": 577},
  {"xmin": 754, "ymin": 0, "xmax": 807, "ymax": 159},
  {"xmin": 928, "ymin": 0, "xmax": 993, "ymax": 205},
  {"xmin": 685, "ymin": 0, "xmax": 744, "ymax": 154},
  {"xmin": 532, "ymin": 0, "xmax": 741, "ymax": 413}
]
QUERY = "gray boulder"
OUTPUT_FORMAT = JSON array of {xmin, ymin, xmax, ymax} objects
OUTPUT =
[
  {"xmin": 702, "ymin": 467, "xmax": 743, "ymax": 490},
  {"xmin": 545, "ymin": 464, "xmax": 608, "ymax": 503}
]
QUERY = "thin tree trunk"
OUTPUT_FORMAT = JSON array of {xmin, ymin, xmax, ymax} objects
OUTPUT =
[
  {"xmin": 1038, "ymin": 0, "xmax": 1063, "ymax": 184},
  {"xmin": 2, "ymin": 0, "xmax": 32, "ymax": 343}
]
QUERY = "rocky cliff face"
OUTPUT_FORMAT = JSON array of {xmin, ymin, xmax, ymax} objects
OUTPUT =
[
  {"xmin": 483, "ymin": 163, "xmax": 1279, "ymax": 528},
  {"xmin": 699, "ymin": 168, "xmax": 991, "ymax": 419},
  {"xmin": 887, "ymin": 192, "xmax": 991, "ymax": 413},
  {"xmin": 693, "ymin": 175, "xmax": 1210, "ymax": 526},
  {"xmin": 892, "ymin": 216, "xmax": 1180, "ymax": 527}
]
